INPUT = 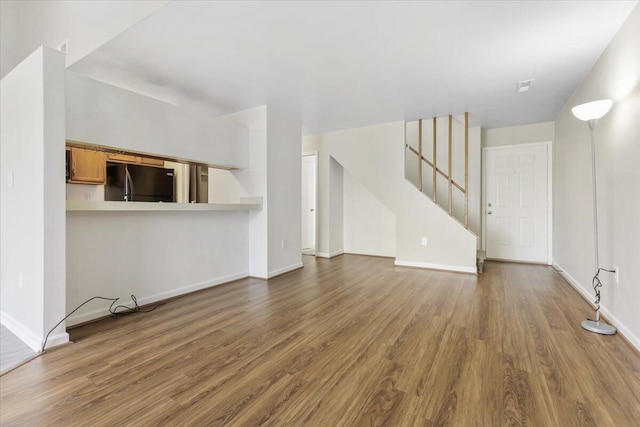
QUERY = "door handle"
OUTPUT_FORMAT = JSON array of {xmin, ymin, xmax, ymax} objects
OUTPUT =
[
  {"xmin": 310, "ymin": 209, "xmax": 315, "ymax": 212},
  {"xmin": 487, "ymin": 211, "xmax": 493, "ymax": 215},
  {"xmin": 487, "ymin": 202, "xmax": 492, "ymax": 207}
]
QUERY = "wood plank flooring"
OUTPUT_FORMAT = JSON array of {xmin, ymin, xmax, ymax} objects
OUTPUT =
[{"xmin": 1, "ymin": 255, "xmax": 639, "ymax": 426}]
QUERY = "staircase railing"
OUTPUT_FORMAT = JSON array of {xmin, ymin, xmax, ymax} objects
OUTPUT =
[{"xmin": 405, "ymin": 112, "xmax": 469, "ymax": 229}]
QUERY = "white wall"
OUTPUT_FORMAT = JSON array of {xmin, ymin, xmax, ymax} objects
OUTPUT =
[
  {"xmin": 303, "ymin": 121, "xmax": 477, "ymax": 273},
  {"xmin": 209, "ymin": 168, "xmax": 244, "ymax": 204},
  {"xmin": 554, "ymin": 4, "xmax": 640, "ymax": 349},
  {"xmin": 482, "ymin": 121, "xmax": 554, "ymax": 148},
  {"xmin": 404, "ymin": 121, "xmax": 420, "ymax": 195},
  {"xmin": 467, "ymin": 127, "xmax": 482, "ymax": 242},
  {"xmin": 66, "ymin": 184, "xmax": 105, "ymax": 202},
  {"xmin": 225, "ymin": 106, "xmax": 302, "ymax": 278},
  {"xmin": 328, "ymin": 157, "xmax": 345, "ymax": 257},
  {"xmin": 63, "ymin": 87, "xmax": 255, "ymax": 325},
  {"xmin": 0, "ymin": 1, "xmax": 20, "ymax": 79},
  {"xmin": 0, "ymin": 0, "xmax": 168, "ymax": 78},
  {"xmin": 66, "ymin": 211, "xmax": 249, "ymax": 325},
  {"xmin": 1, "ymin": 47, "xmax": 68, "ymax": 351},
  {"xmin": 343, "ymin": 170, "xmax": 396, "ymax": 258},
  {"xmin": 1, "ymin": 49, "xmax": 45, "ymax": 347},
  {"xmin": 65, "ymin": 72, "xmax": 249, "ymax": 168},
  {"xmin": 240, "ymin": 128, "xmax": 269, "ymax": 278},
  {"xmin": 229, "ymin": 108, "xmax": 269, "ymax": 278},
  {"xmin": 266, "ymin": 108, "xmax": 303, "ymax": 276},
  {"xmin": 65, "ymin": 105, "xmax": 284, "ymax": 326}
]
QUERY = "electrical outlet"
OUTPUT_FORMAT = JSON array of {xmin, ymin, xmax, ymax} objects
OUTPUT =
[
  {"xmin": 614, "ymin": 267, "xmax": 619, "ymax": 284},
  {"xmin": 421, "ymin": 237, "xmax": 428, "ymax": 246},
  {"xmin": 18, "ymin": 272, "xmax": 23, "ymax": 289},
  {"xmin": 282, "ymin": 240, "xmax": 288, "ymax": 249}
]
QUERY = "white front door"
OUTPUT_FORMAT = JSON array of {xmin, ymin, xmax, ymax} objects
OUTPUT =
[
  {"xmin": 485, "ymin": 144, "xmax": 549, "ymax": 263},
  {"xmin": 301, "ymin": 154, "xmax": 317, "ymax": 253}
]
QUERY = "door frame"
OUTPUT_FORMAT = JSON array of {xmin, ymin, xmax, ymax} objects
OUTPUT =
[
  {"xmin": 482, "ymin": 141, "xmax": 553, "ymax": 265},
  {"xmin": 301, "ymin": 151, "xmax": 318, "ymax": 256}
]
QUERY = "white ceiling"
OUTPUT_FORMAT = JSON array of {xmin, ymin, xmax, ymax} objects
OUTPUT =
[{"xmin": 69, "ymin": 1, "xmax": 637, "ymax": 134}]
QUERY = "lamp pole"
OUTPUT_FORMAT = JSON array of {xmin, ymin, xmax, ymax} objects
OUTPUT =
[
  {"xmin": 571, "ymin": 99, "xmax": 616, "ymax": 335},
  {"xmin": 573, "ymin": 103, "xmax": 616, "ymax": 335},
  {"xmin": 588, "ymin": 119, "xmax": 601, "ymax": 322}
]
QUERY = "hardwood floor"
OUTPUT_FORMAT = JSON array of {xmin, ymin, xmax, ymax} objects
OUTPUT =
[{"xmin": 1, "ymin": 255, "xmax": 639, "ymax": 426}]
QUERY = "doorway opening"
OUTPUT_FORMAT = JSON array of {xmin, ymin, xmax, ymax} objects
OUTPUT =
[{"xmin": 301, "ymin": 153, "xmax": 318, "ymax": 255}]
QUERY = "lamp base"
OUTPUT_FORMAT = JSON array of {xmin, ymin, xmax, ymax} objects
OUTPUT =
[{"xmin": 582, "ymin": 319, "xmax": 616, "ymax": 335}]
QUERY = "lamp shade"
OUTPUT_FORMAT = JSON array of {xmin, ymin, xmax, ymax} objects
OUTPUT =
[{"xmin": 571, "ymin": 99, "xmax": 613, "ymax": 121}]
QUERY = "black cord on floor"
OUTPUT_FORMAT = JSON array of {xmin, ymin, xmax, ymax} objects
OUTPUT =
[
  {"xmin": 40, "ymin": 295, "xmax": 162, "ymax": 353},
  {"xmin": 590, "ymin": 268, "xmax": 615, "ymax": 315}
]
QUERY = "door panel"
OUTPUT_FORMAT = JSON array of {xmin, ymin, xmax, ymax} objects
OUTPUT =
[
  {"xmin": 519, "ymin": 171, "xmax": 534, "ymax": 207},
  {"xmin": 519, "ymin": 218, "xmax": 535, "ymax": 247},
  {"xmin": 496, "ymin": 173, "xmax": 509, "ymax": 206},
  {"xmin": 301, "ymin": 155, "xmax": 317, "ymax": 252},
  {"xmin": 496, "ymin": 217, "xmax": 510, "ymax": 246},
  {"xmin": 486, "ymin": 144, "xmax": 548, "ymax": 263}
]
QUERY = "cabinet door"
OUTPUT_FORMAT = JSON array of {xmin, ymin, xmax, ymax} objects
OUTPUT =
[
  {"xmin": 69, "ymin": 147, "xmax": 106, "ymax": 184},
  {"xmin": 140, "ymin": 156, "xmax": 165, "ymax": 167},
  {"xmin": 106, "ymin": 153, "xmax": 140, "ymax": 164}
]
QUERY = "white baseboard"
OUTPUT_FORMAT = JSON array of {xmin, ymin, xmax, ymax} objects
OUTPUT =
[
  {"xmin": 552, "ymin": 262, "xmax": 595, "ymax": 302},
  {"xmin": 344, "ymin": 251, "xmax": 395, "ymax": 259},
  {"xmin": 394, "ymin": 260, "xmax": 477, "ymax": 274},
  {"xmin": 66, "ymin": 271, "xmax": 249, "ymax": 326},
  {"xmin": 44, "ymin": 331, "xmax": 70, "ymax": 350},
  {"xmin": 553, "ymin": 262, "xmax": 640, "ymax": 352},
  {"xmin": 316, "ymin": 250, "xmax": 344, "ymax": 259},
  {"xmin": 268, "ymin": 262, "xmax": 304, "ymax": 279},
  {"xmin": 1, "ymin": 311, "xmax": 46, "ymax": 352}
]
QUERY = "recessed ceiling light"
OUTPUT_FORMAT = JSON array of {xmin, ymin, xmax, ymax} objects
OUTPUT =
[{"xmin": 516, "ymin": 79, "xmax": 534, "ymax": 93}]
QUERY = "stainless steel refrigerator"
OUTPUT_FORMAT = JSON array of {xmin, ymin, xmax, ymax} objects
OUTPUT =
[{"xmin": 105, "ymin": 163, "xmax": 175, "ymax": 202}]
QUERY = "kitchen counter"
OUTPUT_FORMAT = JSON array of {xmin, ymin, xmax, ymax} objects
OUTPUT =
[{"xmin": 66, "ymin": 197, "xmax": 262, "ymax": 212}]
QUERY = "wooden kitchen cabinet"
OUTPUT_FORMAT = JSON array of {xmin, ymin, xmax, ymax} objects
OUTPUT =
[
  {"xmin": 67, "ymin": 142, "xmax": 168, "ymax": 186},
  {"xmin": 139, "ymin": 156, "xmax": 165, "ymax": 167},
  {"xmin": 106, "ymin": 152, "xmax": 139, "ymax": 163},
  {"xmin": 68, "ymin": 147, "xmax": 106, "ymax": 184},
  {"xmin": 107, "ymin": 152, "xmax": 165, "ymax": 167}
]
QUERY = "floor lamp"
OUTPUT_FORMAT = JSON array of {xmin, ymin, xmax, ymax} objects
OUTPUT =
[{"xmin": 571, "ymin": 99, "xmax": 616, "ymax": 335}]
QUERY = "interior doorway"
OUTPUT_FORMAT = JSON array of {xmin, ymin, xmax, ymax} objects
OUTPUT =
[
  {"xmin": 301, "ymin": 153, "xmax": 318, "ymax": 255},
  {"xmin": 483, "ymin": 142, "xmax": 552, "ymax": 264}
]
